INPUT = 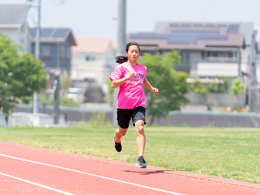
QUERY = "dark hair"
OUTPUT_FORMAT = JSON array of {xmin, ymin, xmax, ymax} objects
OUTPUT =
[{"xmin": 115, "ymin": 42, "xmax": 140, "ymax": 64}]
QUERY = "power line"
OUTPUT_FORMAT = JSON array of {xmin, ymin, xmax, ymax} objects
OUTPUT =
[{"xmin": 200, "ymin": 0, "xmax": 218, "ymax": 21}]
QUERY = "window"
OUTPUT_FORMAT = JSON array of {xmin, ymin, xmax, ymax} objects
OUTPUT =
[
  {"xmin": 40, "ymin": 45, "xmax": 51, "ymax": 56},
  {"xmin": 85, "ymin": 55, "xmax": 96, "ymax": 61},
  {"xmin": 67, "ymin": 48, "xmax": 71, "ymax": 58},
  {"xmin": 180, "ymin": 51, "xmax": 190, "ymax": 65},
  {"xmin": 206, "ymin": 51, "xmax": 234, "ymax": 58},
  {"xmin": 207, "ymin": 51, "xmax": 218, "ymax": 57},
  {"xmin": 201, "ymin": 51, "xmax": 205, "ymax": 58},
  {"xmin": 60, "ymin": 46, "xmax": 65, "ymax": 57},
  {"xmin": 228, "ymin": 52, "xmax": 233, "ymax": 58},
  {"xmin": 20, "ymin": 23, "xmax": 25, "ymax": 33}
]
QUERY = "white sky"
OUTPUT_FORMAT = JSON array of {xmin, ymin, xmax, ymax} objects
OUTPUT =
[{"xmin": 1, "ymin": 0, "xmax": 260, "ymax": 41}]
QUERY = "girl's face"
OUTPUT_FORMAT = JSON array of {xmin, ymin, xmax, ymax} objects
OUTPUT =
[{"xmin": 126, "ymin": 45, "xmax": 139, "ymax": 63}]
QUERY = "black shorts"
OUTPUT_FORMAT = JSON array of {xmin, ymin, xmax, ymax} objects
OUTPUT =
[{"xmin": 117, "ymin": 106, "xmax": 146, "ymax": 129}]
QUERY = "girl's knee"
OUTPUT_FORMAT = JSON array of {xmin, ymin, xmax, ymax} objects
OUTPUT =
[{"xmin": 136, "ymin": 124, "xmax": 144, "ymax": 134}]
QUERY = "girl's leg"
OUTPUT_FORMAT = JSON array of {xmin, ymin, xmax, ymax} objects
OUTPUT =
[
  {"xmin": 114, "ymin": 126, "xmax": 128, "ymax": 143},
  {"xmin": 135, "ymin": 120, "xmax": 146, "ymax": 156}
]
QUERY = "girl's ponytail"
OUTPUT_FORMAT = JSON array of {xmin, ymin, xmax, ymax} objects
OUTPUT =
[{"xmin": 115, "ymin": 56, "xmax": 128, "ymax": 64}]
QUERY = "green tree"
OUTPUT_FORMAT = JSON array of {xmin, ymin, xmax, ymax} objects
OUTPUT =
[
  {"xmin": 106, "ymin": 78, "xmax": 113, "ymax": 95},
  {"xmin": 105, "ymin": 78, "xmax": 113, "ymax": 103},
  {"xmin": 231, "ymin": 78, "xmax": 244, "ymax": 95},
  {"xmin": 190, "ymin": 77, "xmax": 230, "ymax": 94},
  {"xmin": 207, "ymin": 77, "xmax": 230, "ymax": 93},
  {"xmin": 60, "ymin": 73, "xmax": 70, "ymax": 91},
  {"xmin": 58, "ymin": 96, "xmax": 80, "ymax": 107},
  {"xmin": 190, "ymin": 79, "xmax": 208, "ymax": 94},
  {"xmin": 139, "ymin": 51, "xmax": 189, "ymax": 124},
  {"xmin": 0, "ymin": 35, "xmax": 47, "ymax": 115}
]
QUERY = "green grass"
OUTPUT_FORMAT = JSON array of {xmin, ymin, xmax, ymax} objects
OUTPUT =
[{"xmin": 1, "ymin": 126, "xmax": 260, "ymax": 184}]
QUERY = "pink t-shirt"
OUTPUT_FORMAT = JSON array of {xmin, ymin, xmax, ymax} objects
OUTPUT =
[{"xmin": 110, "ymin": 62, "xmax": 147, "ymax": 109}]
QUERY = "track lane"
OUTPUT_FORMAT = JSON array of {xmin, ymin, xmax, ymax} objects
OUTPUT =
[{"xmin": 1, "ymin": 141, "xmax": 260, "ymax": 195}]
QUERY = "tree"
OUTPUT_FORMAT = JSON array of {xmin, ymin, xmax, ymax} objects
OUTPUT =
[
  {"xmin": 0, "ymin": 35, "xmax": 47, "ymax": 115},
  {"xmin": 139, "ymin": 51, "xmax": 189, "ymax": 124},
  {"xmin": 60, "ymin": 73, "xmax": 70, "ymax": 91},
  {"xmin": 105, "ymin": 78, "xmax": 113, "ymax": 104},
  {"xmin": 190, "ymin": 79, "xmax": 208, "ymax": 94},
  {"xmin": 231, "ymin": 78, "xmax": 244, "ymax": 95},
  {"xmin": 207, "ymin": 76, "xmax": 230, "ymax": 93},
  {"xmin": 190, "ymin": 77, "xmax": 230, "ymax": 94}
]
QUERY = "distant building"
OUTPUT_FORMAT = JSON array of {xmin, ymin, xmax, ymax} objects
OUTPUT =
[
  {"xmin": 71, "ymin": 38, "xmax": 115, "ymax": 96},
  {"xmin": 128, "ymin": 22, "xmax": 260, "ymax": 111},
  {"xmin": 29, "ymin": 28, "xmax": 77, "ymax": 74},
  {"xmin": 128, "ymin": 22, "xmax": 258, "ymax": 84},
  {"xmin": 0, "ymin": 4, "xmax": 31, "ymax": 53}
]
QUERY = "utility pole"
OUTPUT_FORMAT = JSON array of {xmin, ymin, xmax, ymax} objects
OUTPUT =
[
  {"xmin": 237, "ymin": 47, "xmax": 242, "ymax": 83},
  {"xmin": 53, "ymin": 75, "xmax": 60, "ymax": 124},
  {"xmin": 113, "ymin": 0, "xmax": 126, "ymax": 126},
  {"xmin": 33, "ymin": 0, "xmax": 41, "ymax": 114}
]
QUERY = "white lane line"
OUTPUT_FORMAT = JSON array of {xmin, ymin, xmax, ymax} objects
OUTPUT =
[
  {"xmin": 0, "ymin": 153, "xmax": 185, "ymax": 195},
  {"xmin": 0, "ymin": 172, "xmax": 74, "ymax": 195}
]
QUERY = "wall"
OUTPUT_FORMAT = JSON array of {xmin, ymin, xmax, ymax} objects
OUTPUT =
[
  {"xmin": 13, "ymin": 104, "xmax": 260, "ymax": 127},
  {"xmin": 0, "ymin": 28, "xmax": 19, "ymax": 46},
  {"xmin": 186, "ymin": 92, "xmax": 245, "ymax": 106}
]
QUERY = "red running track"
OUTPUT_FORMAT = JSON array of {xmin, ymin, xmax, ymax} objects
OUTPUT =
[{"xmin": 0, "ymin": 141, "xmax": 260, "ymax": 195}]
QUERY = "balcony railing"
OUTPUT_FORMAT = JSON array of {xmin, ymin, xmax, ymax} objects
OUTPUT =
[{"xmin": 203, "ymin": 57, "xmax": 237, "ymax": 63}]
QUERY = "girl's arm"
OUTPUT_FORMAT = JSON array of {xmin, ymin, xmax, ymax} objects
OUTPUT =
[
  {"xmin": 111, "ymin": 71, "xmax": 135, "ymax": 88},
  {"xmin": 143, "ymin": 78, "xmax": 159, "ymax": 95}
]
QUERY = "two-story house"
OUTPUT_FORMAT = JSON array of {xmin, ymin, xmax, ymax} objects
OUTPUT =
[
  {"xmin": 30, "ymin": 28, "xmax": 77, "ymax": 75},
  {"xmin": 0, "ymin": 5, "xmax": 77, "ymax": 76},
  {"xmin": 0, "ymin": 4, "xmax": 31, "ymax": 53},
  {"xmin": 127, "ymin": 22, "xmax": 259, "ymax": 111},
  {"xmin": 71, "ymin": 38, "xmax": 116, "ymax": 102},
  {"xmin": 127, "ymin": 22, "xmax": 258, "ymax": 79}
]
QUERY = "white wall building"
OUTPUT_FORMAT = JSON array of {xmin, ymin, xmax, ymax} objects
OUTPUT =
[
  {"xmin": 0, "ymin": 4, "xmax": 31, "ymax": 53},
  {"xmin": 71, "ymin": 38, "xmax": 116, "ymax": 94}
]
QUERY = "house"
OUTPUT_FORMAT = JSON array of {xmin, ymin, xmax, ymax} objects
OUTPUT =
[
  {"xmin": 71, "ymin": 38, "xmax": 116, "ymax": 102},
  {"xmin": 29, "ymin": 28, "xmax": 77, "ymax": 75},
  {"xmin": 127, "ymin": 22, "xmax": 259, "ymax": 80},
  {"xmin": 0, "ymin": 4, "xmax": 31, "ymax": 53},
  {"xmin": 127, "ymin": 22, "xmax": 259, "ymax": 111}
]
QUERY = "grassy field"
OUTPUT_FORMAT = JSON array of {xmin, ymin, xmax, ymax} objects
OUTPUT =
[{"xmin": 0, "ymin": 126, "xmax": 260, "ymax": 184}]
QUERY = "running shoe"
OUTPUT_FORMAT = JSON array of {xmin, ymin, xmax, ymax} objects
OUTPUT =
[
  {"xmin": 114, "ymin": 134, "xmax": 122, "ymax": 152},
  {"xmin": 136, "ymin": 156, "xmax": 147, "ymax": 168}
]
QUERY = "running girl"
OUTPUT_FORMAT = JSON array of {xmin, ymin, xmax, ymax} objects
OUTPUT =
[{"xmin": 110, "ymin": 42, "xmax": 159, "ymax": 168}]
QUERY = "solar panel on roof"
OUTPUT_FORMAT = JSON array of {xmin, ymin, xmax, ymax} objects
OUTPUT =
[
  {"xmin": 130, "ymin": 29, "xmax": 228, "ymax": 44},
  {"xmin": 30, "ymin": 28, "xmax": 36, "ymax": 37},
  {"xmin": 193, "ymin": 24, "xmax": 203, "ymax": 27},
  {"xmin": 170, "ymin": 23, "xmax": 180, "ymax": 26},
  {"xmin": 228, "ymin": 24, "xmax": 239, "ymax": 32},
  {"xmin": 41, "ymin": 28, "xmax": 54, "ymax": 37},
  {"xmin": 52, "ymin": 29, "xmax": 69, "ymax": 38},
  {"xmin": 130, "ymin": 33, "xmax": 167, "ymax": 39},
  {"xmin": 182, "ymin": 23, "xmax": 191, "ymax": 27},
  {"xmin": 216, "ymin": 24, "xmax": 227, "ymax": 27},
  {"xmin": 205, "ymin": 23, "xmax": 216, "ymax": 27}
]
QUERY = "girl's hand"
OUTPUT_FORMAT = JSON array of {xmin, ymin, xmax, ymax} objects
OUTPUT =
[
  {"xmin": 126, "ymin": 71, "xmax": 135, "ymax": 80},
  {"xmin": 151, "ymin": 87, "xmax": 159, "ymax": 95}
]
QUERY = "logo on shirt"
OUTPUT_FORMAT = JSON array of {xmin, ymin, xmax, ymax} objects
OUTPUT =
[{"xmin": 132, "ymin": 72, "xmax": 144, "ymax": 79}]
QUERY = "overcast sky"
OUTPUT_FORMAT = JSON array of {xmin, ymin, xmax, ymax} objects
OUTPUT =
[{"xmin": 1, "ymin": 0, "xmax": 260, "ymax": 41}]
